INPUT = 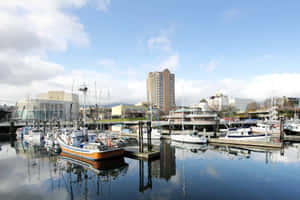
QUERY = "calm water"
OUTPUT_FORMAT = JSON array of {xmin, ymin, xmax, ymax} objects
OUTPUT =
[{"xmin": 1, "ymin": 138, "xmax": 300, "ymax": 200}]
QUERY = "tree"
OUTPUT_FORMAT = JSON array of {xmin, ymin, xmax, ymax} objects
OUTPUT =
[{"xmin": 246, "ymin": 101, "xmax": 260, "ymax": 112}]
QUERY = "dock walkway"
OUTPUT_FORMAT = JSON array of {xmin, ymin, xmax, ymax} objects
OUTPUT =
[{"xmin": 208, "ymin": 138, "xmax": 282, "ymax": 149}]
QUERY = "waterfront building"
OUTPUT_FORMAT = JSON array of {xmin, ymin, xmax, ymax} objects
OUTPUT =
[
  {"xmin": 15, "ymin": 91, "xmax": 79, "ymax": 121},
  {"xmin": 282, "ymin": 96, "xmax": 300, "ymax": 108},
  {"xmin": 166, "ymin": 104, "xmax": 217, "ymax": 123},
  {"xmin": 111, "ymin": 104, "xmax": 147, "ymax": 118},
  {"xmin": 147, "ymin": 68, "xmax": 175, "ymax": 114}
]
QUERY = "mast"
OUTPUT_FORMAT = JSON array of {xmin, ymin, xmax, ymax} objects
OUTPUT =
[
  {"xmin": 182, "ymin": 84, "xmax": 185, "ymax": 131},
  {"xmin": 95, "ymin": 81, "xmax": 99, "ymax": 133},
  {"xmin": 79, "ymin": 84, "xmax": 88, "ymax": 128}
]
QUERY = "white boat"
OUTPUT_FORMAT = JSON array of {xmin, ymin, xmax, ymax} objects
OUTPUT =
[
  {"xmin": 24, "ymin": 128, "xmax": 44, "ymax": 145},
  {"xmin": 251, "ymin": 123, "xmax": 279, "ymax": 134},
  {"xmin": 220, "ymin": 128, "xmax": 268, "ymax": 140},
  {"xmin": 284, "ymin": 123, "xmax": 300, "ymax": 135},
  {"xmin": 171, "ymin": 132, "xmax": 207, "ymax": 144},
  {"xmin": 137, "ymin": 127, "xmax": 162, "ymax": 140}
]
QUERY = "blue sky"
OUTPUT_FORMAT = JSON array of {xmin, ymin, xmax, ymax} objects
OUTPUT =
[{"xmin": 1, "ymin": 0, "xmax": 300, "ymax": 104}]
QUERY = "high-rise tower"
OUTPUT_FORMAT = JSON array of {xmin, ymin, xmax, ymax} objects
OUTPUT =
[{"xmin": 147, "ymin": 68, "xmax": 175, "ymax": 114}]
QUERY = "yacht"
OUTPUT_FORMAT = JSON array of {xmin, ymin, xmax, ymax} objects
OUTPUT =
[
  {"xmin": 220, "ymin": 128, "xmax": 268, "ymax": 140},
  {"xmin": 24, "ymin": 128, "xmax": 44, "ymax": 145},
  {"xmin": 171, "ymin": 131, "xmax": 207, "ymax": 144},
  {"xmin": 137, "ymin": 127, "xmax": 162, "ymax": 140},
  {"xmin": 284, "ymin": 123, "xmax": 300, "ymax": 136},
  {"xmin": 251, "ymin": 123, "xmax": 279, "ymax": 134}
]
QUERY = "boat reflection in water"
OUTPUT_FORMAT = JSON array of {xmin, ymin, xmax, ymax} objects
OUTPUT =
[
  {"xmin": 171, "ymin": 141, "xmax": 208, "ymax": 153},
  {"xmin": 58, "ymin": 152, "xmax": 128, "ymax": 176}
]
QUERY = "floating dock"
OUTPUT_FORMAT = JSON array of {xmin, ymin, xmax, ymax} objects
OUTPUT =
[
  {"xmin": 124, "ymin": 146, "xmax": 160, "ymax": 160},
  {"xmin": 208, "ymin": 138, "xmax": 282, "ymax": 149}
]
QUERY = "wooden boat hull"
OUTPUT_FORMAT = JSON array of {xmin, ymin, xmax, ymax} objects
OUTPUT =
[{"xmin": 58, "ymin": 137, "xmax": 124, "ymax": 161}]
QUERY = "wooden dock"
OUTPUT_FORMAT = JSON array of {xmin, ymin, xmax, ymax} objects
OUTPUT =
[
  {"xmin": 208, "ymin": 138, "xmax": 282, "ymax": 149},
  {"xmin": 124, "ymin": 146, "xmax": 160, "ymax": 160}
]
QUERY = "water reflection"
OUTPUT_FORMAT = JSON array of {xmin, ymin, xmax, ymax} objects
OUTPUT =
[{"xmin": 1, "ymin": 138, "xmax": 300, "ymax": 200}]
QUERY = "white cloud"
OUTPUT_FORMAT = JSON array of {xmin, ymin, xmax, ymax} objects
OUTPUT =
[
  {"xmin": 148, "ymin": 35, "xmax": 171, "ymax": 52},
  {"xmin": 0, "ymin": 52, "xmax": 64, "ymax": 85},
  {"xmin": 92, "ymin": 0, "xmax": 111, "ymax": 12},
  {"xmin": 175, "ymin": 73, "xmax": 300, "ymax": 105}
]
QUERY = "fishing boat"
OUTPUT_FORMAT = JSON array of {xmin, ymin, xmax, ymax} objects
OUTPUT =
[
  {"xmin": 57, "ymin": 128, "xmax": 124, "ymax": 161},
  {"xmin": 220, "ymin": 128, "xmax": 268, "ymax": 140},
  {"xmin": 171, "ymin": 131, "xmax": 207, "ymax": 144}
]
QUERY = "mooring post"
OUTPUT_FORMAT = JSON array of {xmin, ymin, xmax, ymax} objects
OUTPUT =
[
  {"xmin": 147, "ymin": 121, "xmax": 152, "ymax": 152},
  {"xmin": 9, "ymin": 121, "xmax": 15, "ymax": 137},
  {"xmin": 280, "ymin": 116, "xmax": 284, "ymax": 142},
  {"xmin": 57, "ymin": 121, "xmax": 61, "ymax": 129},
  {"xmin": 214, "ymin": 117, "xmax": 219, "ymax": 138},
  {"xmin": 43, "ymin": 121, "xmax": 46, "ymax": 136},
  {"xmin": 50, "ymin": 121, "xmax": 52, "ymax": 131},
  {"xmin": 138, "ymin": 121, "xmax": 143, "ymax": 153},
  {"xmin": 139, "ymin": 160, "xmax": 144, "ymax": 192},
  {"xmin": 148, "ymin": 160, "xmax": 152, "ymax": 189}
]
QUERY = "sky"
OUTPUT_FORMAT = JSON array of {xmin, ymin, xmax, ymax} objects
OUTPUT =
[{"xmin": 1, "ymin": 0, "xmax": 300, "ymax": 105}]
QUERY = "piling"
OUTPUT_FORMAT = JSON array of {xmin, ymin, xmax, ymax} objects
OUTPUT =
[
  {"xmin": 43, "ymin": 121, "xmax": 46, "ymax": 136},
  {"xmin": 214, "ymin": 117, "xmax": 219, "ymax": 138},
  {"xmin": 147, "ymin": 121, "xmax": 152, "ymax": 152},
  {"xmin": 138, "ymin": 121, "xmax": 143, "ymax": 153},
  {"xmin": 9, "ymin": 121, "xmax": 15, "ymax": 136},
  {"xmin": 280, "ymin": 117, "xmax": 284, "ymax": 142},
  {"xmin": 50, "ymin": 121, "xmax": 52, "ymax": 131}
]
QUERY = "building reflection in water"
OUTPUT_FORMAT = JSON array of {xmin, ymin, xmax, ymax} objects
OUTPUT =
[
  {"xmin": 151, "ymin": 140, "xmax": 176, "ymax": 181},
  {"xmin": 138, "ymin": 140, "xmax": 176, "ymax": 192}
]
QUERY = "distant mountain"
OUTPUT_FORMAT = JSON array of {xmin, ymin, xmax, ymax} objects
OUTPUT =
[{"xmin": 80, "ymin": 102, "xmax": 134, "ymax": 108}]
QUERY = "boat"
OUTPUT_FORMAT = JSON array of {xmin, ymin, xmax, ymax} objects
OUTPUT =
[
  {"xmin": 284, "ymin": 123, "xmax": 300, "ymax": 136},
  {"xmin": 251, "ymin": 123, "xmax": 279, "ymax": 134},
  {"xmin": 44, "ymin": 129, "xmax": 60, "ymax": 153},
  {"xmin": 137, "ymin": 126, "xmax": 162, "ymax": 140},
  {"xmin": 23, "ymin": 128, "xmax": 44, "ymax": 145},
  {"xmin": 220, "ymin": 128, "xmax": 269, "ymax": 140},
  {"xmin": 16, "ymin": 127, "xmax": 31, "ymax": 139},
  {"xmin": 171, "ymin": 131, "xmax": 207, "ymax": 144},
  {"xmin": 57, "ymin": 128, "xmax": 124, "ymax": 161}
]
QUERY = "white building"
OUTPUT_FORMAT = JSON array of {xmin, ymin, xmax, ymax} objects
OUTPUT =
[
  {"xmin": 208, "ymin": 93, "xmax": 230, "ymax": 111},
  {"xmin": 15, "ymin": 91, "xmax": 79, "ymax": 121}
]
